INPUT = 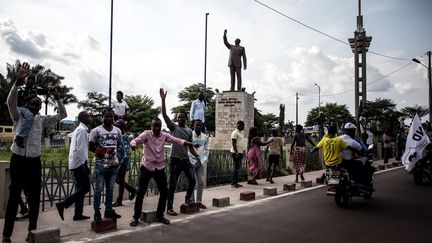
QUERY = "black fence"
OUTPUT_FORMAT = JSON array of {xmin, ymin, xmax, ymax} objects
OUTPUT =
[{"xmin": 38, "ymin": 148, "xmax": 302, "ymax": 211}]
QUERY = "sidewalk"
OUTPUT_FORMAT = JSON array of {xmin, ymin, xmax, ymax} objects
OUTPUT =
[{"xmin": 0, "ymin": 158, "xmax": 402, "ymax": 243}]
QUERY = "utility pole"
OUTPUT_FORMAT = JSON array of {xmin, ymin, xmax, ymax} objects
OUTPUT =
[
  {"xmin": 348, "ymin": 0, "xmax": 372, "ymax": 125},
  {"xmin": 296, "ymin": 92, "xmax": 299, "ymax": 125}
]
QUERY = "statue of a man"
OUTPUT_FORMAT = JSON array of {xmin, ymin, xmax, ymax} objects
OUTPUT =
[{"xmin": 223, "ymin": 29, "xmax": 247, "ymax": 91}]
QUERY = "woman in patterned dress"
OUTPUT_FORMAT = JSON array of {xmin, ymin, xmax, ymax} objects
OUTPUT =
[
  {"xmin": 290, "ymin": 125, "xmax": 315, "ymax": 182},
  {"xmin": 246, "ymin": 127, "xmax": 271, "ymax": 185}
]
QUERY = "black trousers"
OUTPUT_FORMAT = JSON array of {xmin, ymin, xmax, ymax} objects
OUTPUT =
[
  {"xmin": 133, "ymin": 166, "xmax": 168, "ymax": 219},
  {"xmin": 115, "ymin": 164, "xmax": 137, "ymax": 203},
  {"xmin": 61, "ymin": 164, "xmax": 90, "ymax": 217},
  {"xmin": 3, "ymin": 153, "xmax": 41, "ymax": 238},
  {"xmin": 167, "ymin": 158, "xmax": 196, "ymax": 209},
  {"xmin": 231, "ymin": 153, "xmax": 243, "ymax": 185}
]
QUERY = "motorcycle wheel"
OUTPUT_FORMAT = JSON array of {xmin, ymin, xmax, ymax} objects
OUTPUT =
[{"xmin": 334, "ymin": 183, "xmax": 349, "ymax": 207}]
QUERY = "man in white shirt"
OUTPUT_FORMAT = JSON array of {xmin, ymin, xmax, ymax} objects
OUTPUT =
[
  {"xmin": 339, "ymin": 123, "xmax": 369, "ymax": 184},
  {"xmin": 188, "ymin": 119, "xmax": 209, "ymax": 209},
  {"xmin": 230, "ymin": 120, "xmax": 245, "ymax": 188},
  {"xmin": 113, "ymin": 91, "xmax": 129, "ymax": 121},
  {"xmin": 189, "ymin": 92, "xmax": 208, "ymax": 133},
  {"xmin": 56, "ymin": 111, "xmax": 91, "ymax": 221}
]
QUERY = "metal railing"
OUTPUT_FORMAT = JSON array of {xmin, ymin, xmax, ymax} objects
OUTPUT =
[{"xmin": 38, "ymin": 147, "xmax": 321, "ymax": 211}]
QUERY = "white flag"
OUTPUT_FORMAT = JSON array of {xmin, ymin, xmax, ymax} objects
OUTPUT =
[{"xmin": 402, "ymin": 114, "xmax": 430, "ymax": 171}]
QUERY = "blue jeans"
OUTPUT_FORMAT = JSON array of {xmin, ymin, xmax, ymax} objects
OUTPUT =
[
  {"xmin": 93, "ymin": 164, "xmax": 118, "ymax": 212},
  {"xmin": 167, "ymin": 158, "xmax": 196, "ymax": 210},
  {"xmin": 17, "ymin": 107, "xmax": 34, "ymax": 138},
  {"xmin": 191, "ymin": 164, "xmax": 205, "ymax": 203}
]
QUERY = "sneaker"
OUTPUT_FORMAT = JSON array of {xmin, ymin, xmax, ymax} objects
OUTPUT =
[
  {"xmin": 130, "ymin": 218, "xmax": 139, "ymax": 227},
  {"xmin": 73, "ymin": 215, "xmax": 91, "ymax": 221},
  {"xmin": 269, "ymin": 179, "xmax": 275, "ymax": 184},
  {"xmin": 14, "ymin": 136, "xmax": 25, "ymax": 148},
  {"xmin": 167, "ymin": 209, "xmax": 178, "ymax": 216},
  {"xmin": 16, "ymin": 210, "xmax": 29, "ymax": 220},
  {"xmin": 94, "ymin": 211, "xmax": 102, "ymax": 223},
  {"xmin": 104, "ymin": 209, "xmax": 121, "ymax": 219},
  {"xmin": 198, "ymin": 203, "xmax": 207, "ymax": 209},
  {"xmin": 156, "ymin": 216, "xmax": 170, "ymax": 225},
  {"xmin": 231, "ymin": 184, "xmax": 240, "ymax": 188},
  {"xmin": 55, "ymin": 202, "xmax": 65, "ymax": 221},
  {"xmin": 128, "ymin": 191, "xmax": 137, "ymax": 201},
  {"xmin": 112, "ymin": 202, "xmax": 123, "ymax": 207},
  {"xmin": 237, "ymin": 184, "xmax": 243, "ymax": 187}
]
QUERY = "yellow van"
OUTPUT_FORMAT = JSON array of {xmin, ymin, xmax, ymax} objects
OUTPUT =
[{"xmin": 0, "ymin": 125, "xmax": 14, "ymax": 140}]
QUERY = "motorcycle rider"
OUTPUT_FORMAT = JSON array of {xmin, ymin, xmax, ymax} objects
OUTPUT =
[{"xmin": 339, "ymin": 123, "xmax": 372, "ymax": 186}]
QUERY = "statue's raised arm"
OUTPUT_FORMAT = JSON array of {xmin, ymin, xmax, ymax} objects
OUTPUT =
[{"xmin": 223, "ymin": 29, "xmax": 231, "ymax": 49}]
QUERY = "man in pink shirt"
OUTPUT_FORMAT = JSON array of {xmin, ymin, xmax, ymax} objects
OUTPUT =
[{"xmin": 129, "ymin": 117, "xmax": 199, "ymax": 226}]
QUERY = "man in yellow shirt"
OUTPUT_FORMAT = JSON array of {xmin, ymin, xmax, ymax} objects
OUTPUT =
[{"xmin": 312, "ymin": 125, "xmax": 348, "ymax": 166}]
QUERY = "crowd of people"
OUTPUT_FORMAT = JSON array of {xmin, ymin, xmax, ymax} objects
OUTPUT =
[{"xmin": 4, "ymin": 62, "xmax": 431, "ymax": 243}]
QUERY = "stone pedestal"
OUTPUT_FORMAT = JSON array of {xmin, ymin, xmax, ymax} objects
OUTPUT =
[{"xmin": 209, "ymin": 91, "xmax": 254, "ymax": 150}]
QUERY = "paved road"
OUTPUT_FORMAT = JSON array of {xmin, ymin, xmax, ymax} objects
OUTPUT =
[{"xmin": 92, "ymin": 168, "xmax": 432, "ymax": 243}]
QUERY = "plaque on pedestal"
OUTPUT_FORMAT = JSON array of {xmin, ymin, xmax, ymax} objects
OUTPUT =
[{"xmin": 209, "ymin": 91, "xmax": 254, "ymax": 150}]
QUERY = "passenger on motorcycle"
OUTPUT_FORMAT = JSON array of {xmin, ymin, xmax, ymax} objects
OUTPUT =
[{"xmin": 339, "ymin": 123, "xmax": 371, "ymax": 185}]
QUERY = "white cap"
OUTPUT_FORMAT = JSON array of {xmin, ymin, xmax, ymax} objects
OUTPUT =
[{"xmin": 344, "ymin": 122, "xmax": 357, "ymax": 129}]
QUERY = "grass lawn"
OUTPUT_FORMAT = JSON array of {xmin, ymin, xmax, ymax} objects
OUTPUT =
[{"xmin": 0, "ymin": 147, "xmax": 70, "ymax": 162}]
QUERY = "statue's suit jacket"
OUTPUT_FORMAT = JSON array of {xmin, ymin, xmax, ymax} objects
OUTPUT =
[{"xmin": 223, "ymin": 35, "xmax": 247, "ymax": 69}]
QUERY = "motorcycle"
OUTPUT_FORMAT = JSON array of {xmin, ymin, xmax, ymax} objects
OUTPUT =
[
  {"xmin": 325, "ymin": 167, "xmax": 374, "ymax": 207},
  {"xmin": 411, "ymin": 144, "xmax": 432, "ymax": 185},
  {"xmin": 325, "ymin": 145, "xmax": 375, "ymax": 207}
]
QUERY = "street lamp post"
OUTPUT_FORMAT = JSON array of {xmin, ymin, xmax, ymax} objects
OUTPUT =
[
  {"xmin": 204, "ymin": 13, "xmax": 209, "ymax": 98},
  {"xmin": 296, "ymin": 92, "xmax": 299, "ymax": 125},
  {"xmin": 108, "ymin": 0, "xmax": 114, "ymax": 108},
  {"xmin": 412, "ymin": 51, "xmax": 432, "ymax": 122},
  {"xmin": 314, "ymin": 83, "xmax": 321, "ymax": 114}
]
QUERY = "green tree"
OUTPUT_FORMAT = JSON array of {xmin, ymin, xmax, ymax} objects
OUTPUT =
[
  {"xmin": 33, "ymin": 64, "xmax": 78, "ymax": 113},
  {"xmin": 77, "ymin": 91, "xmax": 109, "ymax": 128},
  {"xmin": 400, "ymin": 105, "xmax": 428, "ymax": 119},
  {"xmin": 305, "ymin": 102, "xmax": 354, "ymax": 128},
  {"xmin": 0, "ymin": 73, "xmax": 13, "ymax": 125},
  {"xmin": 253, "ymin": 108, "xmax": 278, "ymax": 136},
  {"xmin": 363, "ymin": 98, "xmax": 402, "ymax": 134},
  {"xmin": 0, "ymin": 60, "xmax": 78, "ymax": 124},
  {"xmin": 171, "ymin": 83, "xmax": 216, "ymax": 133},
  {"xmin": 124, "ymin": 94, "xmax": 160, "ymax": 134},
  {"xmin": 284, "ymin": 120, "xmax": 295, "ymax": 134}
]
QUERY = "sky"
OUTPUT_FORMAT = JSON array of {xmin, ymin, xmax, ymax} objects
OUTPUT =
[{"xmin": 0, "ymin": 0, "xmax": 431, "ymax": 126}]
